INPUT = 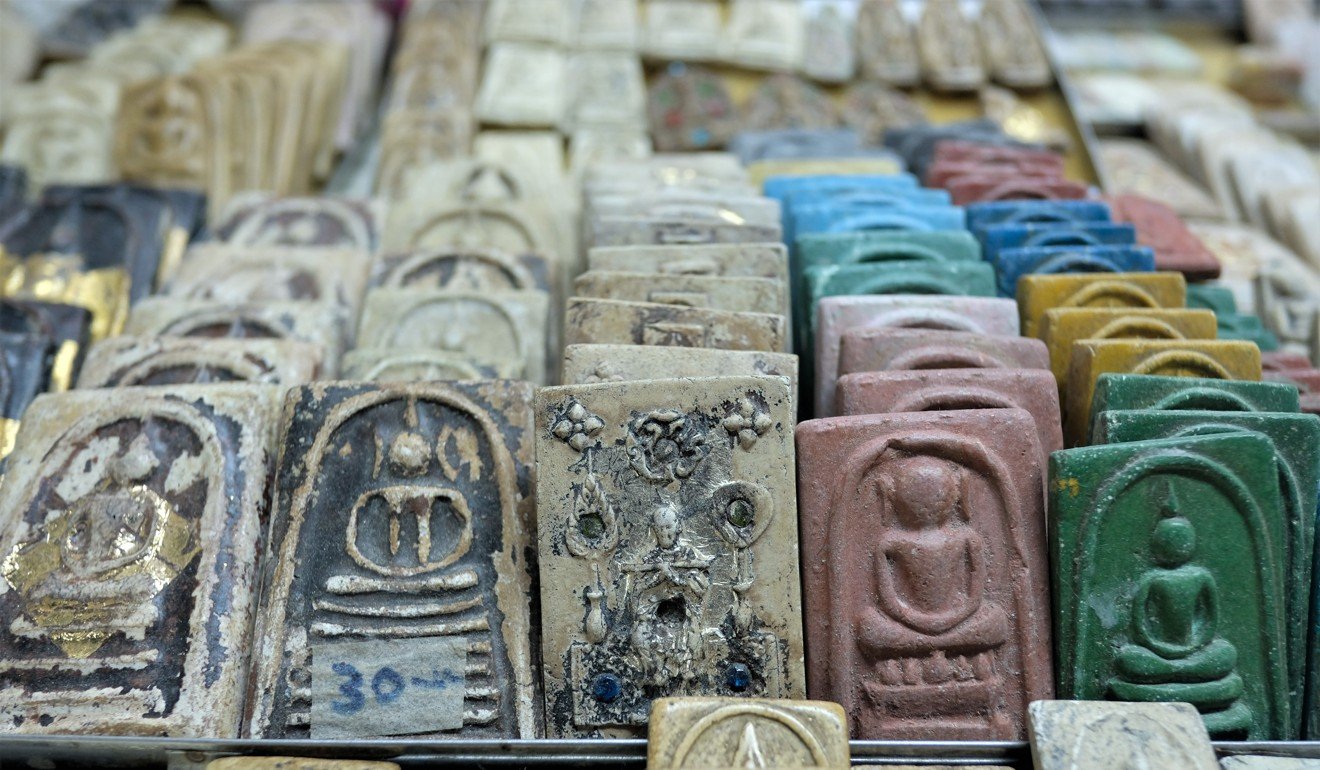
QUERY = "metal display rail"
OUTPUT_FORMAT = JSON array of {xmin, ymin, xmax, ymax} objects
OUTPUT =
[{"xmin": 1, "ymin": 736, "xmax": 1318, "ymax": 769}]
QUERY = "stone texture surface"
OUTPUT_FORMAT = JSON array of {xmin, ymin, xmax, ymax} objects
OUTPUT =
[
  {"xmin": 370, "ymin": 248, "xmax": 554, "ymax": 295},
  {"xmin": 0, "ymin": 385, "xmax": 280, "ymax": 736},
  {"xmin": 381, "ymin": 186, "xmax": 560, "ymax": 260},
  {"xmin": 746, "ymin": 157, "xmax": 903, "ymax": 186},
  {"xmin": 1303, "ymin": 393, "xmax": 1320, "ymax": 416},
  {"xmin": 801, "ymin": 264, "xmax": 998, "ymax": 343},
  {"xmin": 1038, "ymin": 307, "xmax": 1218, "ymax": 390},
  {"xmin": 947, "ymin": 176, "xmax": 1087, "ymax": 206},
  {"xmin": 934, "ymin": 140, "xmax": 1059, "ymax": 167},
  {"xmin": 836, "ymin": 328, "xmax": 1050, "ymax": 396},
  {"xmin": 979, "ymin": 0, "xmax": 1051, "ymax": 89},
  {"xmin": 790, "ymin": 201, "xmax": 965, "ymax": 243},
  {"xmin": 872, "ymin": 767, "xmax": 1013, "ymax": 770},
  {"xmin": 1313, "ymin": 309, "xmax": 1319, "ymax": 370},
  {"xmin": 166, "ymin": 245, "xmax": 371, "ymax": 312},
  {"xmin": 586, "ymin": 189, "xmax": 781, "ymax": 230},
  {"xmin": 1095, "ymin": 408, "xmax": 1320, "ymax": 731},
  {"xmin": 797, "ymin": 409, "xmax": 1052, "ymax": 739},
  {"xmin": 928, "ymin": 158, "xmax": 1061, "ymax": 189},
  {"xmin": 916, "ymin": 0, "xmax": 985, "ymax": 92},
  {"xmin": 1108, "ymin": 193, "xmax": 1221, "ymax": 280},
  {"xmin": 835, "ymin": 369, "xmax": 1063, "ymax": 460},
  {"xmin": 1089, "ymin": 373, "xmax": 1301, "ymax": 430},
  {"xmin": 357, "ymin": 288, "xmax": 550, "ymax": 383},
  {"xmin": 1255, "ymin": 262, "xmax": 1320, "ymax": 352},
  {"xmin": 213, "ymin": 194, "xmax": 383, "ymax": 251},
  {"xmin": 1050, "ymin": 434, "xmax": 1291, "ymax": 739},
  {"xmin": 1096, "ymin": 139, "xmax": 1223, "ymax": 220},
  {"xmin": 990, "ymin": 245, "xmax": 1156, "ymax": 299},
  {"xmin": 1064, "ymin": 339, "xmax": 1263, "ymax": 446},
  {"xmin": 535, "ymin": 377, "xmax": 804, "ymax": 737},
  {"xmin": 341, "ymin": 348, "xmax": 522, "ymax": 382},
  {"xmin": 813, "ymin": 295, "xmax": 1022, "ymax": 417},
  {"xmin": 873, "ymin": 767, "xmax": 1013, "ymax": 770},
  {"xmin": 1188, "ymin": 221, "xmax": 1307, "ymax": 314},
  {"xmin": 646, "ymin": 697, "xmax": 849, "ymax": 769},
  {"xmin": 981, "ymin": 223, "xmax": 1137, "ymax": 263},
  {"xmin": 796, "ymin": 231, "xmax": 981, "ymax": 275},
  {"xmin": 123, "ymin": 298, "xmax": 351, "ymax": 376},
  {"xmin": 867, "ymin": 767, "xmax": 1013, "ymax": 770},
  {"xmin": 565, "ymin": 297, "xmax": 787, "ymax": 353},
  {"xmin": 474, "ymin": 42, "xmax": 566, "ymax": 127},
  {"xmin": 1268, "ymin": 369, "xmax": 1320, "ymax": 394},
  {"xmin": 741, "ymin": 74, "xmax": 837, "ymax": 132},
  {"xmin": 1261, "ymin": 351, "xmax": 1313, "ymax": 372},
  {"xmin": 574, "ymin": 271, "xmax": 786, "ymax": 315},
  {"xmin": 76, "ymin": 336, "xmax": 323, "ymax": 388},
  {"xmin": 645, "ymin": 64, "xmax": 733, "ymax": 151},
  {"xmin": 587, "ymin": 243, "xmax": 789, "ymax": 283},
  {"xmin": 1017, "ymin": 272, "xmax": 1188, "ymax": 337},
  {"xmin": 963, "ymin": 199, "xmax": 1101, "ymax": 232},
  {"xmin": 856, "ymin": 0, "xmax": 919, "ymax": 85},
  {"xmin": 1027, "ymin": 701, "xmax": 1218, "ymax": 770},
  {"xmin": 560, "ymin": 344, "xmax": 799, "ymax": 412},
  {"xmin": 246, "ymin": 382, "xmax": 540, "ymax": 739},
  {"xmin": 588, "ymin": 217, "xmax": 781, "ymax": 249}
]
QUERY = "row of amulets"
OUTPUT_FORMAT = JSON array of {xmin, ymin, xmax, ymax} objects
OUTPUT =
[
  {"xmin": 548, "ymin": 152, "xmax": 801, "ymax": 737},
  {"xmin": 793, "ymin": 118, "xmax": 1319, "ymax": 744},
  {"xmin": 792, "ymin": 127, "xmax": 1058, "ymax": 742},
  {"xmin": 0, "ymin": 149, "xmax": 788, "ymax": 738},
  {"xmin": 2, "ymin": 150, "xmax": 1319, "ymax": 745}
]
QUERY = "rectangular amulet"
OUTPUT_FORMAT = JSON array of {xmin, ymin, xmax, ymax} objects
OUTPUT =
[
  {"xmin": 0, "ymin": 385, "xmax": 280, "ymax": 736},
  {"xmin": 1050, "ymin": 433, "xmax": 1292, "ymax": 739},
  {"xmin": 245, "ymin": 381, "xmax": 541, "ymax": 739},
  {"xmin": 796, "ymin": 408, "xmax": 1054, "ymax": 740},
  {"xmin": 535, "ymin": 376, "xmax": 805, "ymax": 737}
]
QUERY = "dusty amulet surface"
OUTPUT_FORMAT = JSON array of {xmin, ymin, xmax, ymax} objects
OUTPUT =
[
  {"xmin": 812, "ymin": 295, "xmax": 1021, "ymax": 418},
  {"xmin": 75, "ymin": 335, "xmax": 323, "ymax": 388},
  {"xmin": 245, "ymin": 381, "xmax": 541, "ymax": 739},
  {"xmin": 797, "ymin": 409, "xmax": 1053, "ymax": 740},
  {"xmin": 212, "ymin": 193, "xmax": 383, "ymax": 252},
  {"xmin": 560, "ymin": 344, "xmax": 799, "ymax": 413},
  {"xmin": 357, "ymin": 288, "xmax": 550, "ymax": 384},
  {"xmin": 1027, "ymin": 701, "xmax": 1218, "ymax": 770},
  {"xmin": 123, "ymin": 298, "xmax": 351, "ymax": 376},
  {"xmin": 535, "ymin": 376, "xmax": 805, "ymax": 737},
  {"xmin": 646, "ymin": 696, "xmax": 850, "ymax": 769},
  {"xmin": 566, "ymin": 298, "xmax": 787, "ymax": 353},
  {"xmin": 1050, "ymin": 434, "xmax": 1291, "ymax": 739},
  {"xmin": 835, "ymin": 368, "xmax": 1063, "ymax": 461},
  {"xmin": 0, "ymin": 385, "xmax": 280, "ymax": 736},
  {"xmin": 587, "ymin": 243, "xmax": 790, "ymax": 284},
  {"xmin": 166, "ymin": 245, "xmax": 371, "ymax": 313}
]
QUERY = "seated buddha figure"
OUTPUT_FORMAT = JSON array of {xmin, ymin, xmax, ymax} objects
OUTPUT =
[
  {"xmin": 9, "ymin": 431, "xmax": 198, "ymax": 659},
  {"xmin": 1110, "ymin": 506, "xmax": 1251, "ymax": 736},
  {"xmin": 623, "ymin": 504, "xmax": 713, "ymax": 687},
  {"xmin": 857, "ymin": 456, "xmax": 1008, "ymax": 685}
]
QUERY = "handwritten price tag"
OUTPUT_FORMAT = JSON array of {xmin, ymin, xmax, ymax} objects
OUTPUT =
[{"xmin": 310, "ymin": 637, "xmax": 466, "ymax": 738}]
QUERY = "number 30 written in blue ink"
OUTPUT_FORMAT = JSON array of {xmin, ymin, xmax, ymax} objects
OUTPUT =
[{"xmin": 331, "ymin": 663, "xmax": 459, "ymax": 715}]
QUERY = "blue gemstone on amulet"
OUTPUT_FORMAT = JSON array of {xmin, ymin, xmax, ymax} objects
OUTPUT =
[
  {"xmin": 726, "ymin": 663, "xmax": 751, "ymax": 692},
  {"xmin": 591, "ymin": 673, "xmax": 622, "ymax": 703}
]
